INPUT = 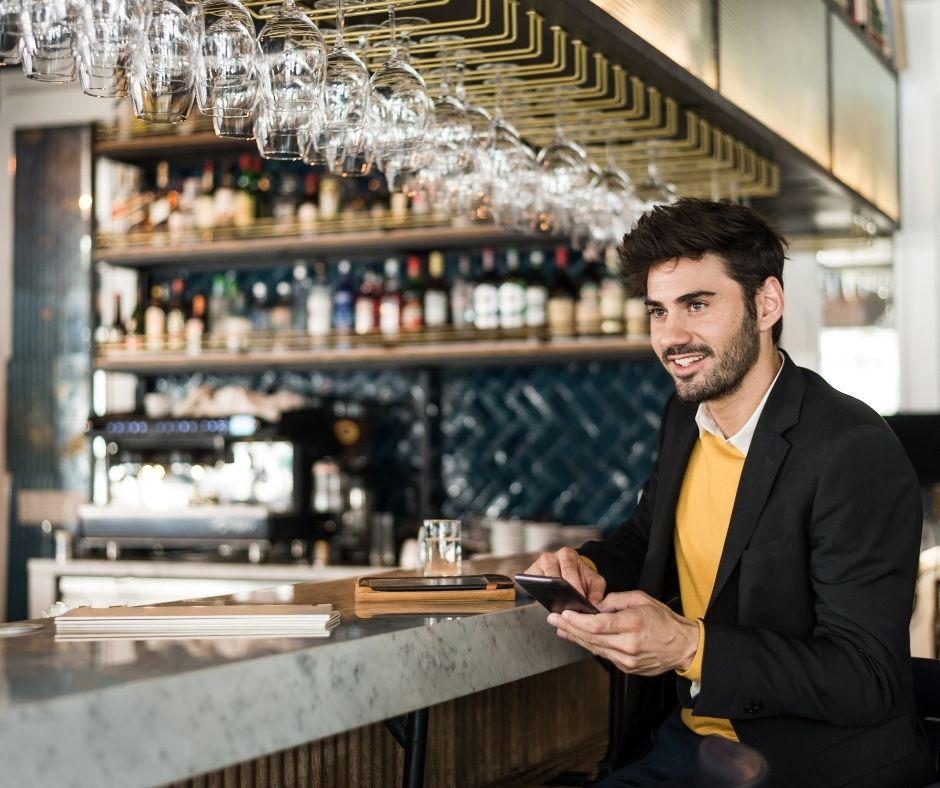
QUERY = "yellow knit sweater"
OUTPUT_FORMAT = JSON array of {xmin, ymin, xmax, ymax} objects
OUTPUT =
[{"xmin": 674, "ymin": 432, "xmax": 744, "ymax": 740}]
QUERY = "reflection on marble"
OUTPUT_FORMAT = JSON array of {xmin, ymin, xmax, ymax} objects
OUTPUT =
[{"xmin": 0, "ymin": 556, "xmax": 588, "ymax": 788}]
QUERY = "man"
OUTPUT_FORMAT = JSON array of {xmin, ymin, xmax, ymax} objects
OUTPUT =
[{"xmin": 527, "ymin": 199, "xmax": 935, "ymax": 787}]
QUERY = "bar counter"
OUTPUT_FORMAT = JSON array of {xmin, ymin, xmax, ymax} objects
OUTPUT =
[{"xmin": 0, "ymin": 556, "xmax": 610, "ymax": 787}]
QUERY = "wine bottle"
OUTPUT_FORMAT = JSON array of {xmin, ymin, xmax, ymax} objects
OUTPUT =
[
  {"xmin": 547, "ymin": 246, "xmax": 576, "ymax": 338},
  {"xmin": 473, "ymin": 247, "xmax": 499, "ymax": 331},
  {"xmin": 498, "ymin": 247, "xmax": 526, "ymax": 330},
  {"xmin": 401, "ymin": 255, "xmax": 425, "ymax": 332},
  {"xmin": 424, "ymin": 251, "xmax": 449, "ymax": 330}
]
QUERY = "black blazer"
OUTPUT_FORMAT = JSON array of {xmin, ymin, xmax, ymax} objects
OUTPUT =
[{"xmin": 580, "ymin": 354, "xmax": 936, "ymax": 787}]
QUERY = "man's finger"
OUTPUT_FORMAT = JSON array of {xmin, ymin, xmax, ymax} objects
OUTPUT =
[{"xmin": 597, "ymin": 590, "xmax": 653, "ymax": 612}]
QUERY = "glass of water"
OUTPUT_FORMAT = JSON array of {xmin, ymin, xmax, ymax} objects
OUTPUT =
[{"xmin": 419, "ymin": 519, "xmax": 462, "ymax": 576}]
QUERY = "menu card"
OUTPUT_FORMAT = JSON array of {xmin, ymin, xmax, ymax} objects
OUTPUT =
[{"xmin": 54, "ymin": 604, "xmax": 340, "ymax": 640}]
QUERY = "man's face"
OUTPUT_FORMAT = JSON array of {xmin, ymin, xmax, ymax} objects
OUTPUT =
[{"xmin": 645, "ymin": 254, "xmax": 761, "ymax": 405}]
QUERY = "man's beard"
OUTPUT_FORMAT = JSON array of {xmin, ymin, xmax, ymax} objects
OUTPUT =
[{"xmin": 664, "ymin": 306, "xmax": 760, "ymax": 405}]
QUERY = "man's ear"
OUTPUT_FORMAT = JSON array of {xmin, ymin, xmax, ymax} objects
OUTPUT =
[{"xmin": 755, "ymin": 276, "xmax": 784, "ymax": 332}]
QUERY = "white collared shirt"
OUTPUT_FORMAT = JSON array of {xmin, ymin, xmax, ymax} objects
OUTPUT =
[{"xmin": 693, "ymin": 352, "xmax": 786, "ymax": 454}]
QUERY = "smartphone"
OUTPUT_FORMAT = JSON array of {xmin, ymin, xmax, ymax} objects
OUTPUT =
[
  {"xmin": 513, "ymin": 573, "xmax": 600, "ymax": 614},
  {"xmin": 358, "ymin": 575, "xmax": 513, "ymax": 593}
]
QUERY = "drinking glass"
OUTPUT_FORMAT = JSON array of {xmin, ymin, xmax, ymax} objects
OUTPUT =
[
  {"xmin": 370, "ymin": 7, "xmax": 433, "ymax": 188},
  {"xmin": 256, "ymin": 0, "xmax": 326, "ymax": 114},
  {"xmin": 194, "ymin": 0, "xmax": 259, "ymax": 118},
  {"xmin": 129, "ymin": 0, "xmax": 197, "ymax": 124},
  {"xmin": 73, "ymin": 0, "xmax": 146, "ymax": 98},
  {"xmin": 634, "ymin": 143, "xmax": 677, "ymax": 211},
  {"xmin": 0, "ymin": 0, "xmax": 23, "ymax": 66},
  {"xmin": 419, "ymin": 519, "xmax": 462, "ymax": 577},
  {"xmin": 254, "ymin": 104, "xmax": 306, "ymax": 160},
  {"xmin": 213, "ymin": 107, "xmax": 256, "ymax": 139},
  {"xmin": 312, "ymin": 0, "xmax": 371, "ymax": 175},
  {"xmin": 20, "ymin": 0, "xmax": 75, "ymax": 83}
]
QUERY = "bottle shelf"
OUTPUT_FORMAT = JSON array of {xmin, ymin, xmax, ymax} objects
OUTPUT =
[
  {"xmin": 94, "ymin": 334, "xmax": 653, "ymax": 374},
  {"xmin": 95, "ymin": 131, "xmax": 251, "ymax": 161},
  {"xmin": 94, "ymin": 218, "xmax": 526, "ymax": 267}
]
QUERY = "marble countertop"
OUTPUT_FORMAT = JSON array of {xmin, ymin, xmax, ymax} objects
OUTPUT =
[
  {"xmin": 28, "ymin": 557, "xmax": 372, "ymax": 580},
  {"xmin": 0, "ymin": 555, "xmax": 590, "ymax": 788}
]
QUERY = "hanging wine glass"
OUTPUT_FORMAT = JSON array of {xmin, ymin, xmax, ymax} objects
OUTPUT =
[
  {"xmin": 213, "ymin": 104, "xmax": 257, "ymax": 139},
  {"xmin": 428, "ymin": 48, "xmax": 472, "ymax": 176},
  {"xmin": 537, "ymin": 91, "xmax": 590, "ymax": 201},
  {"xmin": 304, "ymin": 0, "xmax": 371, "ymax": 175},
  {"xmin": 0, "ymin": 0, "xmax": 23, "ymax": 66},
  {"xmin": 72, "ymin": 0, "xmax": 146, "ymax": 98},
  {"xmin": 256, "ymin": 0, "xmax": 326, "ymax": 113},
  {"xmin": 634, "ymin": 142, "xmax": 677, "ymax": 211},
  {"xmin": 369, "ymin": 6, "xmax": 433, "ymax": 190},
  {"xmin": 194, "ymin": 0, "xmax": 259, "ymax": 119},
  {"xmin": 129, "ymin": 0, "xmax": 197, "ymax": 124},
  {"xmin": 20, "ymin": 0, "xmax": 75, "ymax": 83}
]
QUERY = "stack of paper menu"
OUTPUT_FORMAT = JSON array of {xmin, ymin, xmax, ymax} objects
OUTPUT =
[{"xmin": 54, "ymin": 604, "xmax": 340, "ymax": 640}]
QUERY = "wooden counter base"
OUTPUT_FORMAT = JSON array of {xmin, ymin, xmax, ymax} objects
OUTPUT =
[{"xmin": 166, "ymin": 659, "xmax": 610, "ymax": 788}]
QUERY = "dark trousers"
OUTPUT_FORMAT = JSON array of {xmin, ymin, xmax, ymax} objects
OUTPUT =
[{"xmin": 592, "ymin": 708, "xmax": 703, "ymax": 787}]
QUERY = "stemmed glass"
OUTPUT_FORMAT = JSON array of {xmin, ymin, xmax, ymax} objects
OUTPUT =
[
  {"xmin": 194, "ymin": 0, "xmax": 259, "ymax": 119},
  {"xmin": 129, "ymin": 0, "xmax": 197, "ymax": 124},
  {"xmin": 302, "ymin": 0, "xmax": 371, "ymax": 175},
  {"xmin": 20, "ymin": 0, "xmax": 75, "ymax": 83},
  {"xmin": 0, "ymin": 0, "xmax": 23, "ymax": 66},
  {"xmin": 255, "ymin": 0, "xmax": 326, "ymax": 159},
  {"xmin": 634, "ymin": 142, "xmax": 677, "ymax": 211},
  {"xmin": 72, "ymin": 0, "xmax": 146, "ymax": 98},
  {"xmin": 369, "ymin": 5, "xmax": 434, "ymax": 190}
]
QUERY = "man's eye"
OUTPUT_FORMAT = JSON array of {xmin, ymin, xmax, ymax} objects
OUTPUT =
[
  {"xmin": 689, "ymin": 302, "xmax": 706, "ymax": 312},
  {"xmin": 647, "ymin": 307, "xmax": 665, "ymax": 319}
]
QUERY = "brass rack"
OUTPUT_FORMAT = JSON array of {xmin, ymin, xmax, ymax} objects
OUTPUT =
[{"xmin": 234, "ymin": 0, "xmax": 779, "ymax": 201}]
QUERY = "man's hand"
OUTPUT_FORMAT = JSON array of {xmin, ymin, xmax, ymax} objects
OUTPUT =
[
  {"xmin": 546, "ymin": 590, "xmax": 700, "ymax": 677},
  {"xmin": 524, "ymin": 547, "xmax": 607, "ymax": 605}
]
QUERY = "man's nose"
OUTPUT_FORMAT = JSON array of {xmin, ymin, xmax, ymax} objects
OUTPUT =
[{"xmin": 656, "ymin": 312, "xmax": 693, "ymax": 348}]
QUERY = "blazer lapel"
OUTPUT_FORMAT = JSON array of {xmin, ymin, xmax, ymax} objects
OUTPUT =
[{"xmin": 707, "ymin": 356, "xmax": 805, "ymax": 609}]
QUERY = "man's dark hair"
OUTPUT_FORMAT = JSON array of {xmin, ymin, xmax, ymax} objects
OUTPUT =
[{"xmin": 619, "ymin": 198, "xmax": 789, "ymax": 343}]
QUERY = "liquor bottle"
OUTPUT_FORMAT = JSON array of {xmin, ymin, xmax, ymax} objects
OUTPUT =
[
  {"xmin": 306, "ymin": 261, "xmax": 333, "ymax": 341},
  {"xmin": 600, "ymin": 245, "xmax": 625, "ymax": 335},
  {"xmin": 318, "ymin": 173, "xmax": 341, "ymax": 221},
  {"xmin": 498, "ymin": 247, "xmax": 526, "ymax": 330},
  {"xmin": 148, "ymin": 161, "xmax": 173, "ymax": 232},
  {"xmin": 269, "ymin": 280, "xmax": 294, "ymax": 335},
  {"xmin": 473, "ymin": 247, "xmax": 499, "ymax": 330},
  {"xmin": 213, "ymin": 161, "xmax": 236, "ymax": 227},
  {"xmin": 525, "ymin": 250, "xmax": 548, "ymax": 332},
  {"xmin": 250, "ymin": 281, "xmax": 271, "ymax": 332},
  {"xmin": 207, "ymin": 273, "xmax": 229, "ymax": 338},
  {"xmin": 450, "ymin": 254, "xmax": 475, "ymax": 330},
  {"xmin": 333, "ymin": 259, "xmax": 355, "ymax": 339},
  {"xmin": 297, "ymin": 173, "xmax": 318, "ymax": 231},
  {"xmin": 424, "ymin": 251, "xmax": 449, "ymax": 330},
  {"xmin": 144, "ymin": 284, "xmax": 167, "ymax": 350},
  {"xmin": 379, "ymin": 257, "xmax": 402, "ymax": 338},
  {"xmin": 291, "ymin": 263, "xmax": 312, "ymax": 332},
  {"xmin": 193, "ymin": 160, "xmax": 216, "ymax": 231},
  {"xmin": 125, "ymin": 281, "xmax": 146, "ymax": 351},
  {"xmin": 108, "ymin": 292, "xmax": 126, "ymax": 346},
  {"xmin": 575, "ymin": 248, "xmax": 602, "ymax": 337},
  {"xmin": 255, "ymin": 160, "xmax": 273, "ymax": 220},
  {"xmin": 185, "ymin": 293, "xmax": 205, "ymax": 356},
  {"xmin": 355, "ymin": 264, "xmax": 382, "ymax": 336},
  {"xmin": 400, "ymin": 254, "xmax": 425, "ymax": 332},
  {"xmin": 165, "ymin": 277, "xmax": 187, "ymax": 350},
  {"xmin": 547, "ymin": 246, "xmax": 576, "ymax": 338},
  {"xmin": 273, "ymin": 172, "xmax": 299, "ymax": 226},
  {"xmin": 232, "ymin": 155, "xmax": 256, "ymax": 228}
]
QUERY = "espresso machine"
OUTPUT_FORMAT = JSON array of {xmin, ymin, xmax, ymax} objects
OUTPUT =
[{"xmin": 79, "ymin": 403, "xmax": 374, "ymax": 563}]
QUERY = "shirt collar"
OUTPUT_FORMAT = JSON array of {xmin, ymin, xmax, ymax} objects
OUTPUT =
[{"xmin": 694, "ymin": 352, "xmax": 786, "ymax": 457}]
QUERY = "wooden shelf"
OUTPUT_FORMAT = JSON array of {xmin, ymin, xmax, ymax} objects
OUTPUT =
[
  {"xmin": 93, "ymin": 223, "xmax": 528, "ymax": 267},
  {"xmin": 94, "ymin": 337, "xmax": 653, "ymax": 374},
  {"xmin": 94, "ymin": 131, "xmax": 252, "ymax": 161}
]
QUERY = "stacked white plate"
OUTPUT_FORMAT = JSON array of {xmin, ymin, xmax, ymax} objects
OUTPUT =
[{"xmin": 54, "ymin": 604, "xmax": 340, "ymax": 640}]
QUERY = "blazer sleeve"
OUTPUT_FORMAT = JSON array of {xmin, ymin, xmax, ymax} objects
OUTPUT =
[{"xmin": 693, "ymin": 422, "xmax": 922, "ymax": 726}]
